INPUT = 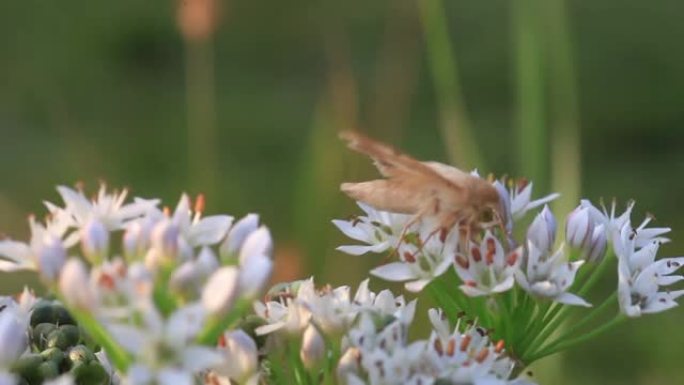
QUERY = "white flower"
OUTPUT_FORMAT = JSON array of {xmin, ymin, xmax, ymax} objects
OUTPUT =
[
  {"xmin": 614, "ymin": 223, "xmax": 684, "ymax": 317},
  {"xmin": 0, "ymin": 216, "xmax": 68, "ymax": 281},
  {"xmin": 500, "ymin": 181, "xmax": 560, "ymax": 221},
  {"xmin": 60, "ymin": 258, "xmax": 98, "ymax": 310},
  {"xmin": 170, "ymin": 194, "xmax": 233, "ymax": 248},
  {"xmin": 51, "ymin": 185, "xmax": 158, "ymax": 232},
  {"xmin": 515, "ymin": 242, "xmax": 590, "ymax": 307},
  {"xmin": 0, "ymin": 305, "xmax": 28, "ymax": 368},
  {"xmin": 109, "ymin": 303, "xmax": 223, "ymax": 383},
  {"xmin": 333, "ymin": 202, "xmax": 410, "ymax": 256},
  {"xmin": 580, "ymin": 200, "xmax": 670, "ymax": 248},
  {"xmin": 453, "ymin": 232, "xmax": 521, "ymax": 296},
  {"xmin": 370, "ymin": 222, "xmax": 457, "ymax": 292},
  {"xmin": 214, "ymin": 330, "xmax": 259, "ymax": 385}
]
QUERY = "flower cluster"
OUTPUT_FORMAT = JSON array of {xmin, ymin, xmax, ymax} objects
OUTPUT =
[
  {"xmin": 0, "ymin": 177, "xmax": 681, "ymax": 385},
  {"xmin": 0, "ymin": 186, "xmax": 273, "ymax": 385},
  {"xmin": 335, "ymin": 177, "xmax": 684, "ymax": 364}
]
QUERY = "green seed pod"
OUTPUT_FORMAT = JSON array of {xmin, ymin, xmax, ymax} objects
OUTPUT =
[
  {"xmin": 70, "ymin": 361, "xmax": 108, "ymax": 385},
  {"xmin": 46, "ymin": 329, "xmax": 73, "ymax": 351},
  {"xmin": 10, "ymin": 353, "xmax": 43, "ymax": 384},
  {"xmin": 53, "ymin": 305, "xmax": 76, "ymax": 326},
  {"xmin": 32, "ymin": 323, "xmax": 58, "ymax": 349},
  {"xmin": 38, "ymin": 361, "xmax": 60, "ymax": 381},
  {"xmin": 30, "ymin": 302, "xmax": 55, "ymax": 327},
  {"xmin": 67, "ymin": 345, "xmax": 96, "ymax": 367},
  {"xmin": 40, "ymin": 347, "xmax": 65, "ymax": 366},
  {"xmin": 59, "ymin": 324, "xmax": 82, "ymax": 347}
]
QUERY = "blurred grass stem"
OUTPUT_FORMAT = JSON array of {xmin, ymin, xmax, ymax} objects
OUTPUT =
[
  {"xmin": 185, "ymin": 39, "xmax": 218, "ymax": 198},
  {"xmin": 418, "ymin": 0, "xmax": 482, "ymax": 169},
  {"xmin": 513, "ymin": 0, "xmax": 546, "ymax": 188}
]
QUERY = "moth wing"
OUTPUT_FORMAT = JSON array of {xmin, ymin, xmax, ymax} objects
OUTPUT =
[
  {"xmin": 422, "ymin": 161, "xmax": 473, "ymax": 185},
  {"xmin": 340, "ymin": 130, "xmax": 440, "ymax": 179},
  {"xmin": 341, "ymin": 180, "xmax": 430, "ymax": 214}
]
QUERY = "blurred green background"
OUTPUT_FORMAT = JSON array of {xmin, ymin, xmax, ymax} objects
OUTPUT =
[{"xmin": 1, "ymin": 0, "xmax": 683, "ymax": 384}]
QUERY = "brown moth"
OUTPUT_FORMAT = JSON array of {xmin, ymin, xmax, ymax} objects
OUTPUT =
[{"xmin": 339, "ymin": 130, "xmax": 505, "ymax": 242}]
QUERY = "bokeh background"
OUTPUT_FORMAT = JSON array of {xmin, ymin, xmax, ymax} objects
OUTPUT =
[{"xmin": 1, "ymin": 0, "xmax": 683, "ymax": 384}]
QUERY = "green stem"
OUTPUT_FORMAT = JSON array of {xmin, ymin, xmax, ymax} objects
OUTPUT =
[
  {"xmin": 196, "ymin": 298, "xmax": 251, "ymax": 345},
  {"xmin": 417, "ymin": 0, "xmax": 481, "ymax": 168},
  {"xmin": 513, "ymin": 0, "xmax": 547, "ymax": 188},
  {"xmin": 540, "ymin": 292, "xmax": 617, "ymax": 353},
  {"xmin": 527, "ymin": 314, "xmax": 627, "ymax": 362},
  {"xmin": 69, "ymin": 308, "xmax": 132, "ymax": 371}
]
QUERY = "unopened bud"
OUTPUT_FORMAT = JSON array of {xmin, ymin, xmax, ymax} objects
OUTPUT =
[
  {"xmin": 202, "ymin": 266, "xmax": 240, "ymax": 315},
  {"xmin": 566, "ymin": 207, "xmax": 594, "ymax": 250},
  {"xmin": 151, "ymin": 220, "xmax": 180, "ymax": 260},
  {"xmin": 300, "ymin": 324, "xmax": 326, "ymax": 370},
  {"xmin": 336, "ymin": 348, "xmax": 360, "ymax": 385},
  {"xmin": 215, "ymin": 330, "xmax": 258, "ymax": 383},
  {"xmin": 220, "ymin": 214, "xmax": 259, "ymax": 260},
  {"xmin": 123, "ymin": 219, "xmax": 154, "ymax": 260},
  {"xmin": 527, "ymin": 205, "xmax": 556, "ymax": 252},
  {"xmin": 239, "ymin": 226, "xmax": 273, "ymax": 265},
  {"xmin": 59, "ymin": 258, "xmax": 96, "ymax": 310},
  {"xmin": 584, "ymin": 224, "xmax": 608, "ymax": 263},
  {"xmin": 81, "ymin": 219, "xmax": 109, "ymax": 263},
  {"xmin": 37, "ymin": 235, "xmax": 67, "ymax": 282},
  {"xmin": 239, "ymin": 254, "xmax": 272, "ymax": 300}
]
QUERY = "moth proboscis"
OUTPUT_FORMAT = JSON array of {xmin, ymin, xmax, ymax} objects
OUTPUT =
[{"xmin": 339, "ymin": 130, "xmax": 505, "ymax": 245}]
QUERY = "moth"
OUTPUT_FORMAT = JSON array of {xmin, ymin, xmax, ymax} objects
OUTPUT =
[{"xmin": 339, "ymin": 130, "xmax": 505, "ymax": 243}]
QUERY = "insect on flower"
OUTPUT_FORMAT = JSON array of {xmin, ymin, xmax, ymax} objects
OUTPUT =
[{"xmin": 339, "ymin": 130, "xmax": 506, "ymax": 245}]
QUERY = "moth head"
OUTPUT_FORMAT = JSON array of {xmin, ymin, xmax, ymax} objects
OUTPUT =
[{"xmin": 472, "ymin": 180, "xmax": 506, "ymax": 225}]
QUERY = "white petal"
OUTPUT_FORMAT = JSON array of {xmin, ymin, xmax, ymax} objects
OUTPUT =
[
  {"xmin": 158, "ymin": 368, "xmax": 194, "ymax": 385},
  {"xmin": 181, "ymin": 346, "xmax": 224, "ymax": 372},
  {"xmin": 405, "ymin": 279, "xmax": 431, "ymax": 293},
  {"xmin": 337, "ymin": 242, "xmax": 390, "ymax": 255},
  {"xmin": 202, "ymin": 267, "xmax": 240, "ymax": 315},
  {"xmin": 0, "ymin": 241, "xmax": 31, "ymax": 263},
  {"xmin": 189, "ymin": 215, "xmax": 233, "ymax": 246},
  {"xmin": 107, "ymin": 324, "xmax": 147, "ymax": 354},
  {"xmin": 554, "ymin": 292, "xmax": 592, "ymax": 307},
  {"xmin": 332, "ymin": 220, "xmax": 370, "ymax": 242},
  {"xmin": 239, "ymin": 254, "xmax": 273, "ymax": 299},
  {"xmin": 370, "ymin": 263, "xmax": 416, "ymax": 282}
]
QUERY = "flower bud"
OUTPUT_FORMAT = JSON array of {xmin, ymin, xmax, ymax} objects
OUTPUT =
[
  {"xmin": 220, "ymin": 214, "xmax": 259, "ymax": 259},
  {"xmin": 36, "ymin": 235, "xmax": 67, "ymax": 282},
  {"xmin": 239, "ymin": 254, "xmax": 272, "ymax": 300},
  {"xmin": 202, "ymin": 266, "xmax": 239, "ymax": 315},
  {"xmin": 169, "ymin": 261, "xmax": 201, "ymax": 297},
  {"xmin": 300, "ymin": 324, "xmax": 326, "ymax": 370},
  {"xmin": 60, "ymin": 258, "xmax": 96, "ymax": 310},
  {"xmin": 123, "ymin": 219, "xmax": 154, "ymax": 260},
  {"xmin": 239, "ymin": 226, "xmax": 273, "ymax": 265},
  {"xmin": 566, "ymin": 207, "xmax": 594, "ymax": 250},
  {"xmin": 336, "ymin": 347, "xmax": 360, "ymax": 385},
  {"xmin": 215, "ymin": 330, "xmax": 258, "ymax": 383},
  {"xmin": 0, "ymin": 310, "xmax": 28, "ymax": 367},
  {"xmin": 81, "ymin": 219, "xmax": 109, "ymax": 263},
  {"xmin": 150, "ymin": 220, "xmax": 180, "ymax": 260},
  {"xmin": 527, "ymin": 205, "xmax": 556, "ymax": 252},
  {"xmin": 584, "ymin": 224, "xmax": 608, "ymax": 263}
]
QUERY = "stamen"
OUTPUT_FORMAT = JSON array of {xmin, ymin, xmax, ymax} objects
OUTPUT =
[{"xmin": 194, "ymin": 193, "xmax": 206, "ymax": 214}]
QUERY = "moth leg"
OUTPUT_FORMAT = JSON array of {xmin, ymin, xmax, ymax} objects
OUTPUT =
[{"xmin": 384, "ymin": 212, "xmax": 423, "ymax": 262}]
